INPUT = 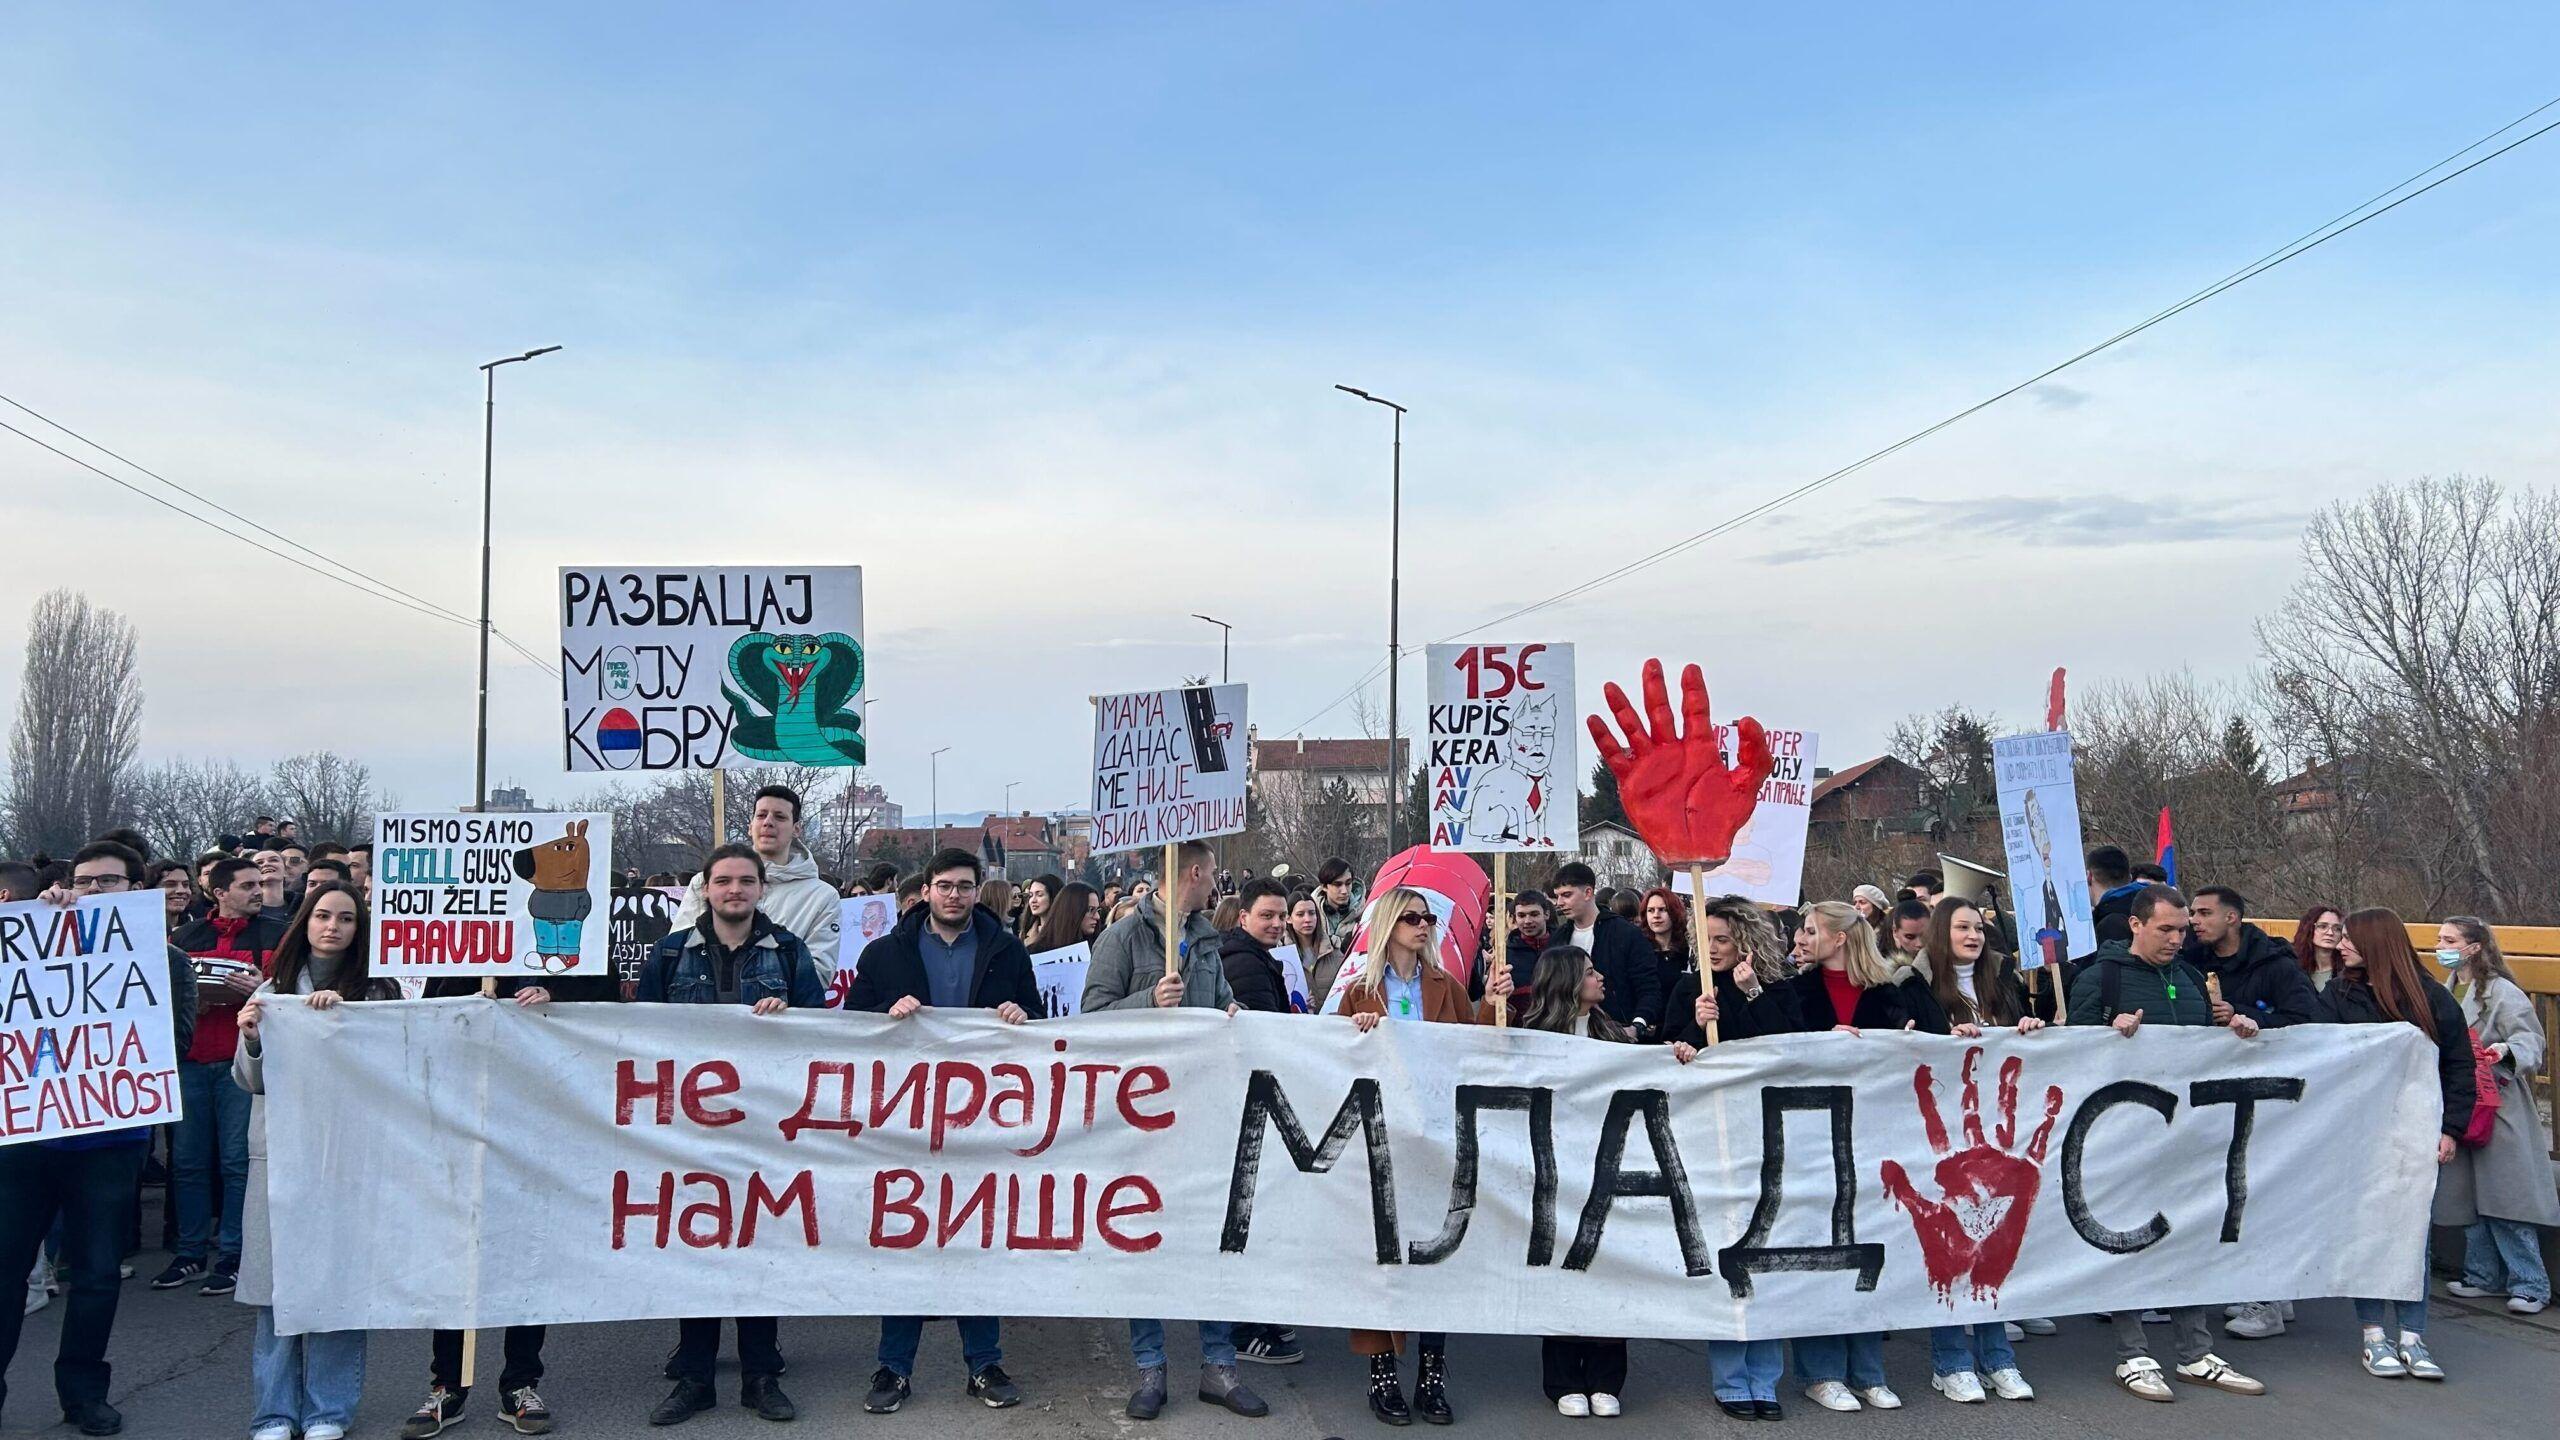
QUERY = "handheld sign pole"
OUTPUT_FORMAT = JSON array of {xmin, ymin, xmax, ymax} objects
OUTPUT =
[
  {"xmin": 1691, "ymin": 863, "xmax": 1719, "ymax": 1046},
  {"xmin": 711, "ymin": 771, "xmax": 727, "ymax": 849},
  {"xmin": 1492, "ymin": 853, "xmax": 1509, "ymax": 1028},
  {"xmin": 1162, "ymin": 842, "xmax": 1180, "ymax": 981},
  {"xmin": 2206, "ymin": 972, "xmax": 2224, "ymax": 1014}
]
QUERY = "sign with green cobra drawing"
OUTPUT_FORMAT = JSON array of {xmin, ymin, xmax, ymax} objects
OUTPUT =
[{"xmin": 558, "ymin": 567, "xmax": 866, "ymax": 771}]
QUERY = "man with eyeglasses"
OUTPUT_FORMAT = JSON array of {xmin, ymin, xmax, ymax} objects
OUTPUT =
[
  {"xmin": 163, "ymin": 855, "xmax": 284, "ymax": 1300},
  {"xmin": 2, "ymin": 841, "xmax": 198, "ymax": 1436},
  {"xmin": 846, "ymin": 847, "xmax": 1043, "ymax": 1417}
]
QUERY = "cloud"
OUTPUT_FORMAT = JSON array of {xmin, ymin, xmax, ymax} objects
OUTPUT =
[
  {"xmin": 2031, "ymin": 383, "xmax": 2092, "ymax": 409},
  {"xmin": 1747, "ymin": 493, "xmax": 2304, "ymax": 565}
]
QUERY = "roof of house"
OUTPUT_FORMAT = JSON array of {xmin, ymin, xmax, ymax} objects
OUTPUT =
[
  {"xmin": 1810, "ymin": 755, "xmax": 1920, "ymax": 805},
  {"xmin": 1579, "ymin": 819, "xmax": 1641, "ymax": 841},
  {"xmin": 1252, "ymin": 737, "xmax": 1411, "ymax": 773},
  {"xmin": 983, "ymin": 815, "xmax": 1057, "ymax": 850}
]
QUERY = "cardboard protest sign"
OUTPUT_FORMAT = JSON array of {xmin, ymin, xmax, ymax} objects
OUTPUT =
[
  {"xmin": 1993, "ymin": 731, "xmax": 2098, "ymax": 968},
  {"xmin": 1089, "ymin": 684, "xmax": 1247, "ymax": 853},
  {"xmin": 2, "ymin": 894, "xmax": 182, "ymax": 1145},
  {"xmin": 826, "ymin": 894, "xmax": 898, "ymax": 1008},
  {"xmin": 267, "ymin": 1006, "xmax": 2439, "ymax": 1339},
  {"xmin": 371, "ymin": 813, "xmax": 614, "ymax": 978},
  {"xmin": 610, "ymin": 888, "xmax": 677, "ymax": 1001},
  {"xmin": 559, "ymin": 566, "xmax": 865, "ymax": 771},
  {"xmin": 1029, "ymin": 941, "xmax": 1093, "ymax": 1019},
  {"xmin": 1426, "ymin": 643, "xmax": 1574, "ymax": 851},
  {"xmin": 1671, "ymin": 728, "xmax": 1818, "ymax": 906}
]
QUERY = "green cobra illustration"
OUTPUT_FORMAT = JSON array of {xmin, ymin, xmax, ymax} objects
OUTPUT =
[{"xmin": 721, "ymin": 631, "xmax": 867, "ymax": 765}]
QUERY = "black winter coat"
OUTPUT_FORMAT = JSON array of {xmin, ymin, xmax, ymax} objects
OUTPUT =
[
  {"xmin": 2321, "ymin": 970, "xmax": 2476, "ymax": 1141},
  {"xmin": 1574, "ymin": 911, "xmax": 1664, "ymax": 1035},
  {"xmin": 846, "ymin": 904, "xmax": 1045, "ymax": 1017},
  {"xmin": 1220, "ymin": 926, "xmax": 1292, "ymax": 1014},
  {"xmin": 1667, "ymin": 966, "xmax": 1805, "ymax": 1046},
  {"xmin": 2178, "ymin": 923, "xmax": 2319, "ymax": 1028},
  {"xmin": 1790, "ymin": 966, "xmax": 1950, "ymax": 1034}
]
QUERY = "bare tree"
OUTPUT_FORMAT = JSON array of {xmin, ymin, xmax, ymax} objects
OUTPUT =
[
  {"xmin": 4, "ymin": 589, "xmax": 145, "ymax": 856},
  {"xmin": 126, "ymin": 757, "xmax": 274, "ymax": 860},
  {"xmin": 269, "ymin": 752, "xmax": 385, "ymax": 845},
  {"xmin": 2258, "ymin": 476, "xmax": 2560, "ymax": 918}
]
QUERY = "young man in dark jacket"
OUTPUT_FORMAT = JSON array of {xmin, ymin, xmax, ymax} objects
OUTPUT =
[
  {"xmin": 635, "ymin": 844, "xmax": 828, "ymax": 1428},
  {"xmin": 2065, "ymin": 885, "xmax": 2268, "ymax": 1404},
  {"xmin": 1548, "ymin": 863, "xmax": 1662, "ymax": 1038},
  {"xmin": 164, "ymin": 856, "xmax": 287, "ymax": 1299},
  {"xmin": 1220, "ymin": 878, "xmax": 1295, "ymax": 1017},
  {"xmin": 846, "ymin": 848, "xmax": 1039, "ymax": 1417}
]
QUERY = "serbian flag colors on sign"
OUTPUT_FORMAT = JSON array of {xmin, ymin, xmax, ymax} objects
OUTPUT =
[{"xmin": 2155, "ymin": 806, "xmax": 2178, "ymax": 886}]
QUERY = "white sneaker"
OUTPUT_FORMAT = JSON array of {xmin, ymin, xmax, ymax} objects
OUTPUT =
[
  {"xmin": 252, "ymin": 1426, "xmax": 293, "ymax": 1440},
  {"xmin": 304, "ymin": 1426, "xmax": 347, "ymax": 1440},
  {"xmin": 2223, "ymin": 1302, "xmax": 2250, "ymax": 1318},
  {"xmin": 2003, "ymin": 1322, "xmax": 2024, "ymax": 1341},
  {"xmin": 2444, "ymin": 1280, "xmax": 2500, "ymax": 1299},
  {"xmin": 1803, "ymin": 1380, "xmax": 1861, "ymax": 1412},
  {"xmin": 1589, "ymin": 1392, "xmax": 1621, "ymax": 1418},
  {"xmin": 2225, "ymin": 1301, "xmax": 2287, "ymax": 1339},
  {"xmin": 2016, "ymin": 1317, "xmax": 2058, "ymax": 1336},
  {"xmin": 1987, "ymin": 1367, "xmax": 2035, "ymax": 1400},
  {"xmin": 1556, "ymin": 1394, "xmax": 1590, "ymax": 1418},
  {"xmin": 2509, "ymin": 1296, "xmax": 2548, "ymax": 1315},
  {"xmin": 2114, "ymin": 1357, "xmax": 2175, "ymax": 1402},
  {"xmin": 21, "ymin": 1282, "xmax": 47, "ymax": 1317},
  {"xmin": 2177, "ymin": 1353, "xmax": 2266, "ymax": 1396},
  {"xmin": 1931, "ymin": 1371, "xmax": 1986, "ymax": 1403},
  {"xmin": 1855, "ymin": 1384, "xmax": 1902, "ymax": 1410},
  {"xmin": 2140, "ymin": 1310, "xmax": 2173, "ymax": 1324}
]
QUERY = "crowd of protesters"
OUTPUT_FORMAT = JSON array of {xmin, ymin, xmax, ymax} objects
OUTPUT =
[{"xmin": 2, "ymin": 799, "xmax": 2551, "ymax": 1435}]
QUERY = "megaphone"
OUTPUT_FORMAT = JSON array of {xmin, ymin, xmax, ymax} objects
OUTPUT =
[{"xmin": 1937, "ymin": 854, "xmax": 2006, "ymax": 906}]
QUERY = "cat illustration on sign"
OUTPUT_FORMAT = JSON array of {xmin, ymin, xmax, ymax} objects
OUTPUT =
[
  {"xmin": 1464, "ymin": 692, "xmax": 1560, "ymax": 848},
  {"xmin": 515, "ymin": 820, "xmax": 595, "ymax": 974}
]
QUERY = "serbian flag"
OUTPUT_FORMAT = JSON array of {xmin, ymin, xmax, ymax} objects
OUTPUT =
[{"xmin": 2155, "ymin": 807, "xmax": 2178, "ymax": 886}]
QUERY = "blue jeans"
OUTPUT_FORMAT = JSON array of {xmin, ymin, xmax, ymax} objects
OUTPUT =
[
  {"xmin": 2464, "ymin": 1217, "xmax": 2552, "ymax": 1303},
  {"xmin": 1792, "ymin": 1332, "xmax": 1886, "ymax": 1387},
  {"xmin": 172, "ymin": 1060, "xmax": 252, "ymax": 1262},
  {"xmin": 1708, "ymin": 1339, "xmax": 1785, "ymax": 1402},
  {"xmin": 1929, "ymin": 1321, "xmax": 2016, "ymax": 1376},
  {"xmin": 1129, "ymin": 1319, "xmax": 1234, "ymax": 1370},
  {"xmin": 252, "ymin": 1308, "xmax": 365, "ymax": 1432},
  {"xmin": 878, "ymin": 1315, "xmax": 1000, "ymax": 1378},
  {"xmin": 2354, "ymin": 1227, "xmax": 2432, "ymax": 1335}
]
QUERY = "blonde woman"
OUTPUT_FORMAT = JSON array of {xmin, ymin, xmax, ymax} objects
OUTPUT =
[
  {"xmin": 2435, "ymin": 916, "xmax": 2556, "ymax": 1314},
  {"xmin": 1335, "ymin": 886, "xmax": 1513, "ymax": 1425}
]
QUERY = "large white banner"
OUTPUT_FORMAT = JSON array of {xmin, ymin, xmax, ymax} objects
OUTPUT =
[
  {"xmin": 263, "ymin": 1004, "xmax": 2436, "ymax": 1338},
  {"xmin": 1425, "ymin": 643, "xmax": 1574, "ymax": 852},
  {"xmin": 2, "ymin": 894, "xmax": 182, "ymax": 1145},
  {"xmin": 1993, "ymin": 731, "xmax": 2098, "ymax": 967},
  {"xmin": 372, "ymin": 813, "xmax": 614, "ymax": 978},
  {"xmin": 1672, "ymin": 727, "xmax": 1818, "ymax": 906},
  {"xmin": 559, "ymin": 566, "xmax": 866, "ymax": 771},
  {"xmin": 1089, "ymin": 684, "xmax": 1248, "ymax": 853}
]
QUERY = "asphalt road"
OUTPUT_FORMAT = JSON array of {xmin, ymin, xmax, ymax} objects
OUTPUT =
[{"xmin": 8, "ymin": 1262, "xmax": 2556, "ymax": 1440}]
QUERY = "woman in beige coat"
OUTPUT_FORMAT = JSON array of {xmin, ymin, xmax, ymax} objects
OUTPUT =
[{"xmin": 2433, "ymin": 917, "xmax": 2556, "ymax": 1314}]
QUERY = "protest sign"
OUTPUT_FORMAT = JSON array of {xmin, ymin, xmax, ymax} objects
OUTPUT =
[
  {"xmin": 1670, "ymin": 728, "xmax": 1818, "ymax": 906},
  {"xmin": 1089, "ymin": 684, "xmax": 1248, "ymax": 853},
  {"xmin": 1425, "ymin": 643, "xmax": 1574, "ymax": 851},
  {"xmin": 1993, "ymin": 731, "xmax": 2098, "ymax": 967},
  {"xmin": 825, "ymin": 894, "xmax": 899, "ymax": 1008},
  {"xmin": 1270, "ymin": 942, "xmax": 1311, "ymax": 1013},
  {"xmin": 610, "ymin": 888, "xmax": 677, "ymax": 1001},
  {"xmin": 559, "ymin": 566, "xmax": 866, "ymax": 771},
  {"xmin": 1029, "ymin": 941, "xmax": 1093, "ymax": 1019},
  {"xmin": 265, "ymin": 1005, "xmax": 2438, "ymax": 1338},
  {"xmin": 2, "ymin": 894, "xmax": 181, "ymax": 1145},
  {"xmin": 371, "ymin": 813, "xmax": 614, "ymax": 978}
]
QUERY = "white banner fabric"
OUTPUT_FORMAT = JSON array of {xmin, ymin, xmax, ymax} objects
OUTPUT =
[{"xmin": 262, "ymin": 1003, "xmax": 2436, "ymax": 1338}]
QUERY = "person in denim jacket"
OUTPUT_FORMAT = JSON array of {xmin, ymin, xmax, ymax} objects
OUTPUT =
[{"xmin": 633, "ymin": 842, "xmax": 827, "ymax": 1427}]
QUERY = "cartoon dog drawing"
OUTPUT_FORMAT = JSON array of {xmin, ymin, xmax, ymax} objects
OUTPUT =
[
  {"xmin": 514, "ymin": 820, "xmax": 595, "ymax": 974},
  {"xmin": 1464, "ymin": 693, "xmax": 1560, "ymax": 847}
]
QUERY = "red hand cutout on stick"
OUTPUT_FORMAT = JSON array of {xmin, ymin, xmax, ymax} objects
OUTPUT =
[
  {"xmin": 1586, "ymin": 659, "xmax": 1774, "ymax": 865},
  {"xmin": 1879, "ymin": 1046, "xmax": 2064, "ymax": 1304}
]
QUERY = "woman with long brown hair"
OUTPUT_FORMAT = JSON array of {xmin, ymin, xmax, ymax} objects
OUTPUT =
[
  {"xmin": 1335, "ymin": 886, "xmax": 1513, "ymax": 1425},
  {"xmin": 1516, "ymin": 945, "xmax": 1632, "ymax": 1417},
  {"xmin": 234, "ymin": 881, "xmax": 396, "ymax": 1440},
  {"xmin": 1014, "ymin": 873, "xmax": 1064, "ymax": 942},
  {"xmin": 1285, "ymin": 890, "xmax": 1346, "ymax": 1011},
  {"xmin": 1028, "ymin": 881, "xmax": 1100, "ymax": 954},
  {"xmin": 1636, "ymin": 886, "xmax": 1689, "ymax": 1035},
  {"xmin": 2434, "ymin": 916, "xmax": 2554, "ymax": 1314},
  {"xmin": 2291, "ymin": 905, "xmax": 2345, "ymax": 991},
  {"xmin": 2323, "ymin": 908, "xmax": 2474, "ymax": 1381}
]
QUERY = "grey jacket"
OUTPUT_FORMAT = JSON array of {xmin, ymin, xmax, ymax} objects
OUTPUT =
[
  {"xmin": 1084, "ymin": 894, "xmax": 1232, "ymax": 1013},
  {"xmin": 2435, "ymin": 976, "xmax": 2560, "ymax": 1228}
]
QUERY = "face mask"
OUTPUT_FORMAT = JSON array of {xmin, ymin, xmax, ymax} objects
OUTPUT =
[{"xmin": 2434, "ymin": 947, "xmax": 2464, "ymax": 968}]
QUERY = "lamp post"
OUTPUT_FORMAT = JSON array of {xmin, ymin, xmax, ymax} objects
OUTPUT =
[
  {"xmin": 474, "ymin": 345, "xmax": 561, "ymax": 812},
  {"xmin": 1190, "ymin": 613, "xmax": 1232, "ymax": 683},
  {"xmin": 1003, "ymin": 780, "xmax": 1023, "ymax": 815},
  {"xmin": 1335, "ymin": 384, "xmax": 1406, "ymax": 853},
  {"xmin": 930, "ymin": 747, "xmax": 951, "ymax": 851}
]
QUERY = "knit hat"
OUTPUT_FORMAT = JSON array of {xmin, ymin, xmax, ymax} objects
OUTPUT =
[{"xmin": 1853, "ymin": 884, "xmax": 1892, "ymax": 913}]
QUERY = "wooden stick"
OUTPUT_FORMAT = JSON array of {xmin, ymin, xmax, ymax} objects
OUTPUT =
[
  {"xmin": 1161, "ymin": 842, "xmax": 1181, "ymax": 981},
  {"xmin": 1492, "ymin": 852, "xmax": 1508, "ymax": 1028},
  {"xmin": 1690, "ymin": 862, "xmax": 1719, "ymax": 1046}
]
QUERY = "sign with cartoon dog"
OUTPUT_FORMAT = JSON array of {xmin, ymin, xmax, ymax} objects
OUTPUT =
[
  {"xmin": 558, "ymin": 566, "xmax": 866, "ymax": 771},
  {"xmin": 370, "ymin": 812, "xmax": 615, "ymax": 977},
  {"xmin": 1425, "ymin": 643, "xmax": 1574, "ymax": 852}
]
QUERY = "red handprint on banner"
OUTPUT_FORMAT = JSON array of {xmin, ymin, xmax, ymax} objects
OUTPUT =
[
  {"xmin": 1879, "ymin": 1046, "xmax": 2064, "ymax": 1304},
  {"xmin": 1585, "ymin": 659, "xmax": 1774, "ymax": 865}
]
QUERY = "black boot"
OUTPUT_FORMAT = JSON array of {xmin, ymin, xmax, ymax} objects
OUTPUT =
[
  {"xmin": 1413, "ymin": 1346, "xmax": 1453, "ymax": 1425},
  {"xmin": 741, "ymin": 1374, "xmax": 797, "ymax": 1422},
  {"xmin": 649, "ymin": 1380, "xmax": 715, "ymax": 1427},
  {"xmin": 1367, "ymin": 1353, "xmax": 1412, "ymax": 1426}
]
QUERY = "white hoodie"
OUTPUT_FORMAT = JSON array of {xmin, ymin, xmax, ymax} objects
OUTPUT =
[{"xmin": 672, "ymin": 841, "xmax": 842, "ymax": 970}]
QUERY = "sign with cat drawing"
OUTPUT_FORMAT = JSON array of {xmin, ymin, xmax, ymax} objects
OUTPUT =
[{"xmin": 1425, "ymin": 644, "xmax": 1575, "ymax": 853}]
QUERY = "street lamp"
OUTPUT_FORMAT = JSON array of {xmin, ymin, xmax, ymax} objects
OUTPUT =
[
  {"xmin": 1335, "ymin": 384, "xmax": 1406, "ymax": 852},
  {"xmin": 473, "ymin": 344, "xmax": 561, "ymax": 813},
  {"xmin": 1190, "ymin": 614, "xmax": 1232, "ymax": 683},
  {"xmin": 930, "ymin": 747, "xmax": 951, "ymax": 851},
  {"xmin": 1003, "ymin": 780, "xmax": 1024, "ymax": 815}
]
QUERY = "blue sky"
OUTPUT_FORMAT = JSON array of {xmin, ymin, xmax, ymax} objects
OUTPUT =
[{"xmin": 4, "ymin": 3, "xmax": 2556, "ymax": 820}]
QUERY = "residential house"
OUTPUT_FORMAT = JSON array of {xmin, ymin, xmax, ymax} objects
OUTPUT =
[{"xmin": 1578, "ymin": 819, "xmax": 1657, "ymax": 891}]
